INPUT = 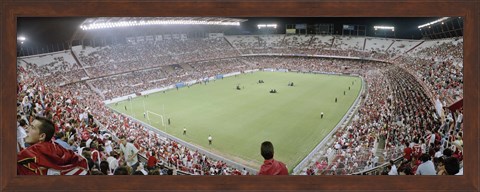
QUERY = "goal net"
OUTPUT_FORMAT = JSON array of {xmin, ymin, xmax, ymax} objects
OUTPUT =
[{"xmin": 146, "ymin": 110, "xmax": 165, "ymax": 128}]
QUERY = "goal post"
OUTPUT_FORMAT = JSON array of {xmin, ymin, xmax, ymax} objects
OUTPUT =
[{"xmin": 146, "ymin": 110, "xmax": 165, "ymax": 128}]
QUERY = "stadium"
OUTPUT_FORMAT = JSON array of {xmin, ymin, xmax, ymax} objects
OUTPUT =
[{"xmin": 16, "ymin": 17, "xmax": 464, "ymax": 176}]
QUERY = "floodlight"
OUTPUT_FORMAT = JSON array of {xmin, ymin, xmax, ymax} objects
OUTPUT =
[
  {"xmin": 373, "ymin": 26, "xmax": 395, "ymax": 31},
  {"xmin": 17, "ymin": 36, "xmax": 26, "ymax": 41},
  {"xmin": 418, "ymin": 17, "xmax": 449, "ymax": 29},
  {"xmin": 80, "ymin": 18, "xmax": 242, "ymax": 30},
  {"xmin": 258, "ymin": 24, "xmax": 277, "ymax": 29}
]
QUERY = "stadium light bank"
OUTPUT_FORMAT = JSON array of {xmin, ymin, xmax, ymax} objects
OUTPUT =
[
  {"xmin": 417, "ymin": 17, "xmax": 449, "ymax": 29},
  {"xmin": 80, "ymin": 19, "xmax": 241, "ymax": 30},
  {"xmin": 373, "ymin": 26, "xmax": 395, "ymax": 31},
  {"xmin": 257, "ymin": 24, "xmax": 277, "ymax": 29},
  {"xmin": 17, "ymin": 36, "xmax": 26, "ymax": 44}
]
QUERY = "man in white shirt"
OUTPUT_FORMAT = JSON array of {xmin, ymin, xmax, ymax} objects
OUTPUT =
[
  {"xmin": 119, "ymin": 135, "xmax": 139, "ymax": 171},
  {"xmin": 387, "ymin": 160, "xmax": 398, "ymax": 175},
  {"xmin": 17, "ymin": 119, "xmax": 28, "ymax": 152},
  {"xmin": 106, "ymin": 151, "xmax": 119, "ymax": 175},
  {"xmin": 415, "ymin": 154, "xmax": 436, "ymax": 175},
  {"xmin": 455, "ymin": 110, "xmax": 463, "ymax": 131}
]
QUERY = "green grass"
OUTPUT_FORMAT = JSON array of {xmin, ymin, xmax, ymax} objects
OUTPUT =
[{"xmin": 108, "ymin": 71, "xmax": 361, "ymax": 172}]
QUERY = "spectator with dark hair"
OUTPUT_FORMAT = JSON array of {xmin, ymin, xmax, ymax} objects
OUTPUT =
[
  {"xmin": 387, "ymin": 160, "xmax": 398, "ymax": 175},
  {"xmin": 443, "ymin": 148, "xmax": 453, "ymax": 157},
  {"xmin": 415, "ymin": 153, "xmax": 436, "ymax": 175},
  {"xmin": 119, "ymin": 135, "xmax": 139, "ymax": 171},
  {"xmin": 133, "ymin": 170, "xmax": 145, "ymax": 175},
  {"xmin": 54, "ymin": 131, "xmax": 73, "ymax": 151},
  {"xmin": 17, "ymin": 119, "xmax": 28, "ymax": 152},
  {"xmin": 114, "ymin": 166, "xmax": 129, "ymax": 175},
  {"xmin": 99, "ymin": 161, "xmax": 110, "ymax": 175},
  {"xmin": 443, "ymin": 157, "xmax": 460, "ymax": 175},
  {"xmin": 106, "ymin": 151, "xmax": 120, "ymax": 174},
  {"xmin": 258, "ymin": 141, "xmax": 288, "ymax": 175},
  {"xmin": 17, "ymin": 116, "xmax": 88, "ymax": 175},
  {"xmin": 149, "ymin": 169, "xmax": 161, "ymax": 175},
  {"xmin": 147, "ymin": 151, "xmax": 158, "ymax": 171},
  {"xmin": 403, "ymin": 142, "xmax": 412, "ymax": 162}
]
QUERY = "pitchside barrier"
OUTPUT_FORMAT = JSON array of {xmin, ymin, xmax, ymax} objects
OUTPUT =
[{"xmin": 109, "ymin": 107, "xmax": 259, "ymax": 175}]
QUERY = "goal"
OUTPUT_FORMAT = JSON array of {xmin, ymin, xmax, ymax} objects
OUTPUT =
[{"xmin": 146, "ymin": 110, "xmax": 165, "ymax": 128}]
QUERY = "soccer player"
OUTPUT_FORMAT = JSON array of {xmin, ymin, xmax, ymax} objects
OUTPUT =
[
  {"xmin": 183, "ymin": 127, "xmax": 187, "ymax": 135},
  {"xmin": 321, "ymin": 112, "xmax": 324, "ymax": 119},
  {"xmin": 258, "ymin": 141, "xmax": 288, "ymax": 175},
  {"xmin": 335, "ymin": 97, "xmax": 338, "ymax": 103},
  {"xmin": 208, "ymin": 135, "xmax": 212, "ymax": 145}
]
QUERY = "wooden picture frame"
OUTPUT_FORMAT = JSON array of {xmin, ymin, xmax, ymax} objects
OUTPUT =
[{"xmin": 1, "ymin": 0, "xmax": 478, "ymax": 191}]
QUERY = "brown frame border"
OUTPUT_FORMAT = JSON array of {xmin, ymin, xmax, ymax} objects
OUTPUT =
[{"xmin": 1, "ymin": 0, "xmax": 478, "ymax": 191}]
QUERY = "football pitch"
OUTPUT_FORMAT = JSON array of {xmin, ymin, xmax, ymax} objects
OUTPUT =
[{"xmin": 108, "ymin": 71, "xmax": 362, "ymax": 172}]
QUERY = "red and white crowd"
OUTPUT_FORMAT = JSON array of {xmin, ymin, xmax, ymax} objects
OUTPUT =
[{"xmin": 17, "ymin": 35, "xmax": 463, "ymax": 175}]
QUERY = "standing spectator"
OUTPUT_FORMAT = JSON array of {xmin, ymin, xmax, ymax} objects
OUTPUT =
[
  {"xmin": 90, "ymin": 142, "xmax": 101, "ymax": 168},
  {"xmin": 106, "ymin": 151, "xmax": 119, "ymax": 174},
  {"xmin": 119, "ymin": 135, "xmax": 140, "ymax": 171},
  {"xmin": 455, "ymin": 110, "xmax": 463, "ymax": 132},
  {"xmin": 17, "ymin": 116, "xmax": 88, "ymax": 175},
  {"xmin": 403, "ymin": 142, "xmax": 412, "ymax": 162},
  {"xmin": 415, "ymin": 154, "xmax": 436, "ymax": 175},
  {"xmin": 387, "ymin": 160, "xmax": 398, "ymax": 175},
  {"xmin": 147, "ymin": 151, "xmax": 158, "ymax": 171},
  {"xmin": 17, "ymin": 119, "xmax": 28, "ymax": 152},
  {"xmin": 258, "ymin": 141, "xmax": 288, "ymax": 175}
]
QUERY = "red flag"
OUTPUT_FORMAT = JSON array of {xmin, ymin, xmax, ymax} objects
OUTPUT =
[{"xmin": 18, "ymin": 141, "xmax": 88, "ymax": 175}]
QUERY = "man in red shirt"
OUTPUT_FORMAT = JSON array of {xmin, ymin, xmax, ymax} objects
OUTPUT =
[
  {"xmin": 403, "ymin": 142, "xmax": 412, "ymax": 162},
  {"xmin": 147, "ymin": 151, "xmax": 158, "ymax": 171},
  {"xmin": 17, "ymin": 116, "xmax": 88, "ymax": 175},
  {"xmin": 258, "ymin": 141, "xmax": 288, "ymax": 175}
]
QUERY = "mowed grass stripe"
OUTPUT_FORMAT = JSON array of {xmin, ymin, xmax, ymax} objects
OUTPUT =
[{"xmin": 108, "ymin": 71, "xmax": 361, "ymax": 172}]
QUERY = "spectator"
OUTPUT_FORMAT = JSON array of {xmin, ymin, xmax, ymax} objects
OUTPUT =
[
  {"xmin": 119, "ymin": 135, "xmax": 140, "ymax": 171},
  {"xmin": 17, "ymin": 116, "xmax": 88, "ymax": 175},
  {"xmin": 387, "ymin": 160, "xmax": 398, "ymax": 175},
  {"xmin": 106, "ymin": 151, "xmax": 120, "ymax": 174},
  {"xmin": 17, "ymin": 119, "xmax": 28, "ymax": 152},
  {"xmin": 114, "ymin": 166, "xmax": 130, "ymax": 175},
  {"xmin": 258, "ymin": 141, "xmax": 288, "ymax": 175},
  {"xmin": 147, "ymin": 151, "xmax": 158, "ymax": 171},
  {"xmin": 415, "ymin": 154, "xmax": 436, "ymax": 175}
]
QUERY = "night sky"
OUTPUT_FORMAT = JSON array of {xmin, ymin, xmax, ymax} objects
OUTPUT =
[{"xmin": 17, "ymin": 17, "xmax": 439, "ymax": 50}]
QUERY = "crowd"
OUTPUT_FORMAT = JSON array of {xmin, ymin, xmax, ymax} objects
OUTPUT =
[
  {"xmin": 16, "ymin": 35, "xmax": 463, "ymax": 176},
  {"xmin": 75, "ymin": 38, "xmax": 240, "ymax": 78},
  {"xmin": 18, "ymin": 54, "xmax": 88, "ymax": 87},
  {"xmin": 90, "ymin": 58, "xmax": 252, "ymax": 100},
  {"xmin": 17, "ymin": 59, "xmax": 251, "ymax": 175},
  {"xmin": 397, "ymin": 38, "xmax": 463, "ymax": 105}
]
